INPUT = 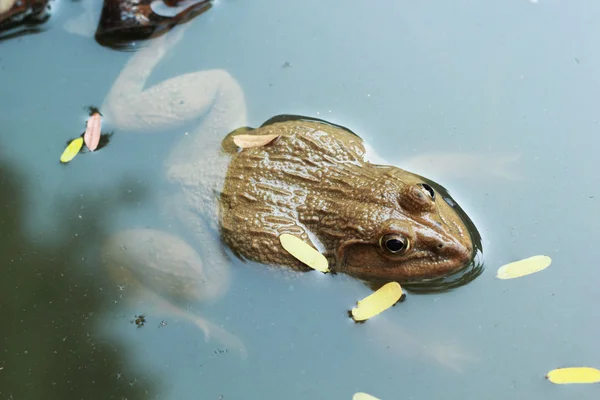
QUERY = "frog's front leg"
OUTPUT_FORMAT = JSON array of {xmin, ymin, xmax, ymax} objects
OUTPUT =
[
  {"xmin": 102, "ymin": 26, "xmax": 247, "ymax": 136},
  {"xmin": 102, "ymin": 228, "xmax": 246, "ymax": 358}
]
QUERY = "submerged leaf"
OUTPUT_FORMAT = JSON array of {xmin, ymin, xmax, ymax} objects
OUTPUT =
[
  {"xmin": 60, "ymin": 137, "xmax": 84, "ymax": 163},
  {"xmin": 351, "ymin": 282, "xmax": 403, "ymax": 322},
  {"xmin": 546, "ymin": 367, "xmax": 600, "ymax": 384},
  {"xmin": 353, "ymin": 393, "xmax": 380, "ymax": 400},
  {"xmin": 279, "ymin": 234, "xmax": 329, "ymax": 273},
  {"xmin": 84, "ymin": 112, "xmax": 102, "ymax": 151},
  {"xmin": 233, "ymin": 133, "xmax": 279, "ymax": 149},
  {"xmin": 496, "ymin": 255, "xmax": 551, "ymax": 279}
]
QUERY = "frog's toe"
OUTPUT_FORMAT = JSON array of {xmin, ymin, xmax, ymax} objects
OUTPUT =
[
  {"xmin": 102, "ymin": 228, "xmax": 244, "ymax": 356},
  {"xmin": 190, "ymin": 314, "xmax": 248, "ymax": 359},
  {"xmin": 151, "ymin": 294, "xmax": 247, "ymax": 359}
]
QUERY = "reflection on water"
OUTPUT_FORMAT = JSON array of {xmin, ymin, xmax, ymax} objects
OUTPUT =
[
  {"xmin": 401, "ymin": 152, "xmax": 523, "ymax": 182},
  {"xmin": 0, "ymin": 155, "xmax": 159, "ymax": 398}
]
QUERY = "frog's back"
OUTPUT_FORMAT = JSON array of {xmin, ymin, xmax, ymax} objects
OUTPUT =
[{"xmin": 218, "ymin": 119, "xmax": 369, "ymax": 268}]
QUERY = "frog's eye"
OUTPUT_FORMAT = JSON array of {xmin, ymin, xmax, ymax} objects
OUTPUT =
[
  {"xmin": 379, "ymin": 234, "xmax": 410, "ymax": 255},
  {"xmin": 419, "ymin": 183, "xmax": 435, "ymax": 201}
]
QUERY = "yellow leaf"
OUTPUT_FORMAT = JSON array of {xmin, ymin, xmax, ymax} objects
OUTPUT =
[
  {"xmin": 496, "ymin": 255, "xmax": 551, "ymax": 279},
  {"xmin": 279, "ymin": 234, "xmax": 329, "ymax": 273},
  {"xmin": 353, "ymin": 393, "xmax": 381, "ymax": 400},
  {"xmin": 60, "ymin": 137, "xmax": 84, "ymax": 163},
  {"xmin": 351, "ymin": 282, "xmax": 403, "ymax": 322},
  {"xmin": 233, "ymin": 133, "xmax": 279, "ymax": 149},
  {"xmin": 546, "ymin": 367, "xmax": 600, "ymax": 384}
]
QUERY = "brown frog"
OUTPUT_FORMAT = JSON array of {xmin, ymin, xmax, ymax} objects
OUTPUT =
[
  {"xmin": 101, "ymin": 27, "xmax": 477, "ymax": 353},
  {"xmin": 218, "ymin": 120, "xmax": 473, "ymax": 283}
]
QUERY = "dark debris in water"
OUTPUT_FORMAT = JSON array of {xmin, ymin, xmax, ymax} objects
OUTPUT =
[{"xmin": 131, "ymin": 314, "xmax": 146, "ymax": 328}]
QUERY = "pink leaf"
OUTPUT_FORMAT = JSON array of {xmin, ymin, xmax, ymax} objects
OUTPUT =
[
  {"xmin": 84, "ymin": 112, "xmax": 102, "ymax": 152},
  {"xmin": 232, "ymin": 133, "xmax": 279, "ymax": 149}
]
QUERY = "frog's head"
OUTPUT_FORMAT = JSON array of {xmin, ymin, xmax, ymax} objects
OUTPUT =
[{"xmin": 332, "ymin": 167, "xmax": 475, "ymax": 284}]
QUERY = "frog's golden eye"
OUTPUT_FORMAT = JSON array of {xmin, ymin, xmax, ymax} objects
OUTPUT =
[
  {"xmin": 419, "ymin": 183, "xmax": 436, "ymax": 201},
  {"xmin": 379, "ymin": 234, "xmax": 410, "ymax": 255}
]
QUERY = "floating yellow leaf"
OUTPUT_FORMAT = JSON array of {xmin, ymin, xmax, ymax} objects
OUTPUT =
[
  {"xmin": 279, "ymin": 234, "xmax": 329, "ymax": 273},
  {"xmin": 351, "ymin": 282, "xmax": 403, "ymax": 322},
  {"xmin": 546, "ymin": 367, "xmax": 600, "ymax": 384},
  {"xmin": 353, "ymin": 393, "xmax": 380, "ymax": 400},
  {"xmin": 60, "ymin": 137, "xmax": 84, "ymax": 163},
  {"xmin": 233, "ymin": 133, "xmax": 279, "ymax": 149},
  {"xmin": 496, "ymin": 255, "xmax": 551, "ymax": 280}
]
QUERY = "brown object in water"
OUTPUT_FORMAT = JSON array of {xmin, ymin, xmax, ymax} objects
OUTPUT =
[
  {"xmin": 0, "ymin": 0, "xmax": 50, "ymax": 40},
  {"xmin": 95, "ymin": 0, "xmax": 213, "ymax": 50},
  {"xmin": 219, "ymin": 118, "xmax": 478, "ymax": 285}
]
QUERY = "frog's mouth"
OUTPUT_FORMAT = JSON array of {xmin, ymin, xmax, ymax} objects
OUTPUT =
[
  {"xmin": 336, "ymin": 231, "xmax": 474, "ymax": 286},
  {"xmin": 341, "ymin": 252, "xmax": 471, "ymax": 284}
]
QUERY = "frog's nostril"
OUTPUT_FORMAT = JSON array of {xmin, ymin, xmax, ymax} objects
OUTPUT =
[{"xmin": 432, "ymin": 242, "xmax": 448, "ymax": 256}]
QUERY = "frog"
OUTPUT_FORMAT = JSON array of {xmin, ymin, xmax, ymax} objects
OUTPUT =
[{"xmin": 100, "ymin": 26, "xmax": 477, "ymax": 355}]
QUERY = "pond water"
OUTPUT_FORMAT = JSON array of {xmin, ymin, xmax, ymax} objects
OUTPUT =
[{"xmin": 1, "ymin": 0, "xmax": 599, "ymax": 399}]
